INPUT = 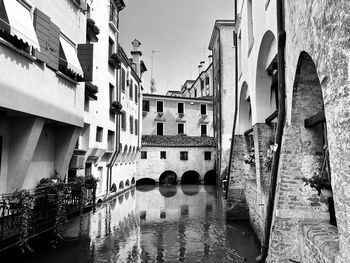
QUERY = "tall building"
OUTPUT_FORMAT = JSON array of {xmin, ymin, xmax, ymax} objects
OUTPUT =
[
  {"xmin": 0, "ymin": 0, "xmax": 87, "ymax": 193},
  {"xmin": 208, "ymin": 20, "xmax": 236, "ymax": 182},
  {"xmin": 137, "ymin": 94, "xmax": 216, "ymax": 185},
  {"xmin": 227, "ymin": 0, "xmax": 350, "ymax": 262}
]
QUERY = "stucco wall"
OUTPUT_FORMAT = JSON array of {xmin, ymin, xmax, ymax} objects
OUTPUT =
[{"xmin": 136, "ymin": 146, "xmax": 216, "ymax": 182}]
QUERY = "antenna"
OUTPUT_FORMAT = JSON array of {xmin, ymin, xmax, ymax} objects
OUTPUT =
[{"xmin": 150, "ymin": 50, "xmax": 160, "ymax": 79}]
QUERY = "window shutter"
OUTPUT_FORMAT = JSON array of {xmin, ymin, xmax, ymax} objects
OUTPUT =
[
  {"xmin": 47, "ymin": 21, "xmax": 60, "ymax": 70},
  {"xmin": 0, "ymin": 0, "xmax": 10, "ymax": 33},
  {"xmin": 33, "ymin": 8, "xmax": 51, "ymax": 63},
  {"xmin": 78, "ymin": 43, "xmax": 94, "ymax": 81}
]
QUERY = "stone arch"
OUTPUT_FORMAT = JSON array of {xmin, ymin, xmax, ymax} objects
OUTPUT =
[
  {"xmin": 119, "ymin": 181, "xmax": 124, "ymax": 189},
  {"xmin": 131, "ymin": 177, "xmax": 135, "ymax": 184},
  {"xmin": 136, "ymin": 178, "xmax": 156, "ymax": 186},
  {"xmin": 125, "ymin": 179, "xmax": 130, "ymax": 187},
  {"xmin": 254, "ymin": 30, "xmax": 277, "ymax": 123},
  {"xmin": 181, "ymin": 170, "xmax": 200, "ymax": 185},
  {"xmin": 238, "ymin": 81, "xmax": 252, "ymax": 134},
  {"xmin": 204, "ymin": 170, "xmax": 216, "ymax": 185},
  {"xmin": 159, "ymin": 170, "xmax": 178, "ymax": 185}
]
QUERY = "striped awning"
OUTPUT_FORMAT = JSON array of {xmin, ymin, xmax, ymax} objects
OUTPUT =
[
  {"xmin": 60, "ymin": 35, "xmax": 83, "ymax": 77},
  {"xmin": 1, "ymin": 0, "xmax": 40, "ymax": 50}
]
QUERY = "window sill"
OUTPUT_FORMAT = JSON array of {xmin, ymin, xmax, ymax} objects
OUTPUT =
[
  {"xmin": 0, "ymin": 38, "xmax": 36, "ymax": 62},
  {"xmin": 56, "ymin": 71, "xmax": 78, "ymax": 85}
]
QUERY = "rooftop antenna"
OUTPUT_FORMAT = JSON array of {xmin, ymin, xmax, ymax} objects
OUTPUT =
[{"xmin": 150, "ymin": 50, "xmax": 160, "ymax": 94}]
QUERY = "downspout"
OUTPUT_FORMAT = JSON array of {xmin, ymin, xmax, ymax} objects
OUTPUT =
[
  {"xmin": 256, "ymin": 0, "xmax": 286, "ymax": 261},
  {"xmin": 218, "ymin": 28, "xmax": 223, "ymax": 183},
  {"xmin": 225, "ymin": 0, "xmax": 238, "ymax": 200}
]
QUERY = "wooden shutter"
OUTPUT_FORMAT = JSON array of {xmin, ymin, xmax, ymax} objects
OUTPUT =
[
  {"xmin": 48, "ymin": 21, "xmax": 60, "ymax": 70},
  {"xmin": 78, "ymin": 43, "xmax": 94, "ymax": 81},
  {"xmin": 0, "ymin": 0, "xmax": 10, "ymax": 32},
  {"xmin": 33, "ymin": 9, "xmax": 50, "ymax": 63}
]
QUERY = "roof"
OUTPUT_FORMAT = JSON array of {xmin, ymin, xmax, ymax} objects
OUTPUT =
[
  {"xmin": 209, "ymin": 20, "xmax": 235, "ymax": 50},
  {"xmin": 142, "ymin": 135, "xmax": 216, "ymax": 147}
]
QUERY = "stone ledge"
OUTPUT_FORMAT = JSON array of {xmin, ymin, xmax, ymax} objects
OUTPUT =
[{"xmin": 299, "ymin": 220, "xmax": 340, "ymax": 263}]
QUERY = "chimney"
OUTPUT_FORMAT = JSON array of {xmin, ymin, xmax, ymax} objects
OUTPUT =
[
  {"xmin": 208, "ymin": 55, "xmax": 213, "ymax": 64},
  {"xmin": 200, "ymin": 61, "xmax": 205, "ymax": 72},
  {"xmin": 198, "ymin": 63, "xmax": 202, "ymax": 74},
  {"xmin": 131, "ymin": 39, "xmax": 142, "ymax": 77}
]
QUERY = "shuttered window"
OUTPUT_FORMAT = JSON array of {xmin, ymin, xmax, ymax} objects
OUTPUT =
[
  {"xmin": 134, "ymin": 84, "xmax": 138, "ymax": 103},
  {"xmin": 135, "ymin": 118, "xmax": 138, "ymax": 135},
  {"xmin": 121, "ymin": 111, "xmax": 126, "ymax": 131},
  {"xmin": 121, "ymin": 69, "xmax": 125, "ymax": 92},
  {"xmin": 77, "ymin": 43, "xmax": 94, "ymax": 81},
  {"xmin": 129, "ymin": 115, "xmax": 133, "ymax": 134},
  {"xmin": 143, "ymin": 100, "xmax": 150, "ymax": 112},
  {"xmin": 129, "ymin": 79, "xmax": 133, "ymax": 100}
]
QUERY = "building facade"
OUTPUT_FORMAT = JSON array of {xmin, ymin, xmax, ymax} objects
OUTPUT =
[
  {"xmin": 208, "ymin": 20, "xmax": 236, "ymax": 183},
  {"xmin": 0, "ymin": 0, "xmax": 87, "ymax": 194},
  {"xmin": 227, "ymin": 0, "xmax": 350, "ymax": 262},
  {"xmin": 137, "ymin": 94, "xmax": 216, "ymax": 185}
]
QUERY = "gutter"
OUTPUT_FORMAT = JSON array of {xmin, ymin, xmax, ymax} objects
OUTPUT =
[
  {"xmin": 225, "ymin": 0, "xmax": 238, "ymax": 200},
  {"xmin": 256, "ymin": 0, "xmax": 286, "ymax": 261}
]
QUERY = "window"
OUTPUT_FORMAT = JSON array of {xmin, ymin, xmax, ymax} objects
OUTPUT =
[
  {"xmin": 109, "ymin": 83, "xmax": 115, "ymax": 105},
  {"xmin": 130, "ymin": 116, "xmax": 134, "ymax": 134},
  {"xmin": 180, "ymin": 151, "xmax": 188, "ymax": 161},
  {"xmin": 129, "ymin": 79, "xmax": 133, "ymax": 100},
  {"xmin": 157, "ymin": 122, "xmax": 163, "ymax": 135},
  {"xmin": 121, "ymin": 111, "xmax": 126, "ymax": 131},
  {"xmin": 201, "ymin": 104, "xmax": 207, "ymax": 115},
  {"xmin": 205, "ymin": 76, "xmax": 210, "ymax": 85},
  {"xmin": 143, "ymin": 100, "xmax": 150, "ymax": 112},
  {"xmin": 135, "ymin": 119, "xmax": 138, "ymax": 135},
  {"xmin": 109, "ymin": 0, "xmax": 118, "ymax": 28},
  {"xmin": 141, "ymin": 151, "xmax": 147, "ymax": 159},
  {"xmin": 194, "ymin": 89, "xmax": 197, "ymax": 97},
  {"xmin": 247, "ymin": 0, "xmax": 254, "ymax": 54},
  {"xmin": 108, "ymin": 37, "xmax": 114, "ymax": 59},
  {"xmin": 107, "ymin": 130, "xmax": 115, "ymax": 151},
  {"xmin": 134, "ymin": 84, "xmax": 138, "ymax": 103},
  {"xmin": 157, "ymin": 101, "xmax": 163, "ymax": 113},
  {"xmin": 204, "ymin": 151, "xmax": 211, "ymax": 161},
  {"xmin": 121, "ymin": 69, "xmax": 126, "ymax": 92},
  {"xmin": 178, "ymin": 103, "xmax": 184, "ymax": 114},
  {"xmin": 200, "ymin": 79, "xmax": 204, "ymax": 90},
  {"xmin": 160, "ymin": 151, "xmax": 166, "ymax": 159},
  {"xmin": 178, "ymin": 123, "xmax": 184, "ymax": 135},
  {"xmin": 201, "ymin": 124, "xmax": 207, "ymax": 136},
  {"xmin": 96, "ymin": 126, "xmax": 103, "ymax": 142}
]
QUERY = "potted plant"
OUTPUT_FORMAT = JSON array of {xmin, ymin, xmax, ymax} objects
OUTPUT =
[
  {"xmin": 85, "ymin": 176, "xmax": 99, "ymax": 190},
  {"xmin": 244, "ymin": 147, "xmax": 255, "ymax": 167},
  {"xmin": 108, "ymin": 53, "xmax": 120, "ymax": 68},
  {"xmin": 110, "ymin": 100, "xmax": 123, "ymax": 114},
  {"xmin": 302, "ymin": 172, "xmax": 332, "ymax": 196}
]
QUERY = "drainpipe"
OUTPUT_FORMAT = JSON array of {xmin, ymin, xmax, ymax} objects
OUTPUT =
[
  {"xmin": 225, "ymin": 0, "xmax": 238, "ymax": 200},
  {"xmin": 256, "ymin": 0, "xmax": 286, "ymax": 261}
]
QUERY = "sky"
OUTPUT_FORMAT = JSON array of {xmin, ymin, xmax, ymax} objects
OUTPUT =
[{"xmin": 119, "ymin": 0, "xmax": 233, "ymax": 95}]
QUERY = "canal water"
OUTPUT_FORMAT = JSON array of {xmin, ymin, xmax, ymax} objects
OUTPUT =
[{"xmin": 4, "ymin": 185, "xmax": 260, "ymax": 263}]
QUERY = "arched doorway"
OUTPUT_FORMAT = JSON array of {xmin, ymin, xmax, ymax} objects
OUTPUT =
[
  {"xmin": 254, "ymin": 30, "xmax": 278, "ymax": 123},
  {"xmin": 159, "ymin": 170, "xmax": 178, "ymax": 185},
  {"xmin": 181, "ymin": 170, "xmax": 200, "ymax": 185},
  {"xmin": 125, "ymin": 179, "xmax": 130, "ymax": 187},
  {"xmin": 131, "ymin": 177, "xmax": 135, "ymax": 184},
  {"xmin": 204, "ymin": 170, "xmax": 216, "ymax": 185},
  {"xmin": 238, "ymin": 82, "xmax": 252, "ymax": 134},
  {"xmin": 119, "ymin": 181, "xmax": 124, "ymax": 189}
]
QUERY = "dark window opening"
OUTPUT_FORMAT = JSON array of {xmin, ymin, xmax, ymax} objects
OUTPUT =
[
  {"xmin": 157, "ymin": 101, "xmax": 163, "ymax": 113},
  {"xmin": 160, "ymin": 151, "xmax": 166, "ymax": 159},
  {"xmin": 143, "ymin": 100, "xmax": 150, "ymax": 112},
  {"xmin": 178, "ymin": 123, "xmax": 184, "ymax": 135},
  {"xmin": 178, "ymin": 103, "xmax": 184, "ymax": 114},
  {"xmin": 204, "ymin": 151, "xmax": 211, "ymax": 160},
  {"xmin": 96, "ymin": 126, "xmax": 103, "ymax": 142},
  {"xmin": 180, "ymin": 151, "xmax": 188, "ymax": 160},
  {"xmin": 201, "ymin": 104, "xmax": 207, "ymax": 115},
  {"xmin": 121, "ymin": 69, "xmax": 126, "ymax": 92},
  {"xmin": 121, "ymin": 111, "xmax": 126, "ymax": 131},
  {"xmin": 141, "ymin": 151, "xmax": 147, "ymax": 159},
  {"xmin": 157, "ymin": 122, "xmax": 163, "ymax": 135},
  {"xmin": 201, "ymin": 124, "xmax": 207, "ymax": 136}
]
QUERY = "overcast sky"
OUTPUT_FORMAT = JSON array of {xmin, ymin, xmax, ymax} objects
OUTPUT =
[{"xmin": 119, "ymin": 0, "xmax": 233, "ymax": 95}]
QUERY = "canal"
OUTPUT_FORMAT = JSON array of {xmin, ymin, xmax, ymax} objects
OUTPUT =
[{"xmin": 3, "ymin": 185, "xmax": 260, "ymax": 263}]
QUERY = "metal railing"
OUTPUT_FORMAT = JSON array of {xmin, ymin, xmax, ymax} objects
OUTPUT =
[{"xmin": 0, "ymin": 183, "xmax": 95, "ymax": 252}]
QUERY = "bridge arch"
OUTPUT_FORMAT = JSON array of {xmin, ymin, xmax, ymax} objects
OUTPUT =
[
  {"xmin": 159, "ymin": 170, "xmax": 178, "ymax": 185},
  {"xmin": 204, "ymin": 170, "xmax": 216, "ymax": 185},
  {"xmin": 181, "ymin": 170, "xmax": 200, "ymax": 185},
  {"xmin": 136, "ymin": 178, "xmax": 156, "ymax": 186}
]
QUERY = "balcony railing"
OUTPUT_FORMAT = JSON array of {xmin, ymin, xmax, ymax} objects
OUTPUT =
[{"xmin": 0, "ymin": 183, "xmax": 95, "ymax": 252}]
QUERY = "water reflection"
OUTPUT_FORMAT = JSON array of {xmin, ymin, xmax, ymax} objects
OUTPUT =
[{"xmin": 7, "ymin": 185, "xmax": 260, "ymax": 263}]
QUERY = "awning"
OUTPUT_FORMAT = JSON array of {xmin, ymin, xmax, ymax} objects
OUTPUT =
[
  {"xmin": 60, "ymin": 36, "xmax": 84, "ymax": 77},
  {"xmin": 2, "ymin": 0, "xmax": 40, "ymax": 50}
]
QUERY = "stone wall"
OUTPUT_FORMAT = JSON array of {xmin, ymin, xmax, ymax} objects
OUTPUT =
[{"xmin": 267, "ymin": 0, "xmax": 350, "ymax": 262}]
